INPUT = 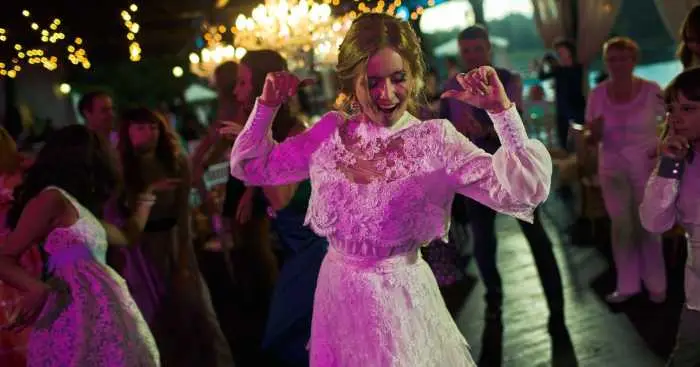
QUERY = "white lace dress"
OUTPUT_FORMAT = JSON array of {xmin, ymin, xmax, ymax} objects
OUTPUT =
[
  {"xmin": 27, "ymin": 187, "xmax": 159, "ymax": 366},
  {"xmin": 230, "ymin": 100, "xmax": 552, "ymax": 366}
]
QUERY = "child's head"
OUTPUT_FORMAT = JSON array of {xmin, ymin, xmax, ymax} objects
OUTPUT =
[{"xmin": 664, "ymin": 67, "xmax": 700, "ymax": 142}]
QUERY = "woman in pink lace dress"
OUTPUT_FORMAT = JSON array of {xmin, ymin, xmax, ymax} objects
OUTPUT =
[
  {"xmin": 228, "ymin": 14, "xmax": 552, "ymax": 366},
  {"xmin": 0, "ymin": 125, "xmax": 166, "ymax": 366}
]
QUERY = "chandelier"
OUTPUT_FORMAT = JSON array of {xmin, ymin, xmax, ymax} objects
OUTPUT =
[
  {"xmin": 189, "ymin": 42, "xmax": 247, "ymax": 79},
  {"xmin": 232, "ymin": 0, "xmax": 354, "ymax": 70},
  {"xmin": 189, "ymin": 0, "xmax": 355, "ymax": 78}
]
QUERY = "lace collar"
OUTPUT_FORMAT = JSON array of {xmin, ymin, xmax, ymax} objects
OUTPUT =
[{"xmin": 348, "ymin": 111, "xmax": 420, "ymax": 142}]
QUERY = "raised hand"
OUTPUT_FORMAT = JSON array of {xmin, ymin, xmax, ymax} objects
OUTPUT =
[
  {"xmin": 661, "ymin": 133, "xmax": 691, "ymax": 161},
  {"xmin": 217, "ymin": 121, "xmax": 245, "ymax": 140},
  {"xmin": 260, "ymin": 71, "xmax": 314, "ymax": 106},
  {"xmin": 440, "ymin": 66, "xmax": 512, "ymax": 113}
]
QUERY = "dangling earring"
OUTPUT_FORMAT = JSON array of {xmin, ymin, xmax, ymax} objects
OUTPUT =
[{"xmin": 350, "ymin": 97, "xmax": 361, "ymax": 116}]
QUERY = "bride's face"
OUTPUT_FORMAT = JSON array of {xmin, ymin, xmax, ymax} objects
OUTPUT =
[{"xmin": 354, "ymin": 47, "xmax": 412, "ymax": 126}]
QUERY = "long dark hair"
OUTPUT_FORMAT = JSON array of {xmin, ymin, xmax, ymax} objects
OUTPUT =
[
  {"xmin": 7, "ymin": 125, "xmax": 120, "ymax": 228},
  {"xmin": 117, "ymin": 107, "xmax": 183, "ymax": 201},
  {"xmin": 678, "ymin": 5, "xmax": 700, "ymax": 68},
  {"xmin": 240, "ymin": 50, "xmax": 298, "ymax": 141}
]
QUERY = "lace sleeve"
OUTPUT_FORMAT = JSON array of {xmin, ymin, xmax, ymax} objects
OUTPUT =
[
  {"xmin": 230, "ymin": 99, "xmax": 340, "ymax": 186},
  {"xmin": 639, "ymin": 157, "xmax": 682, "ymax": 233},
  {"xmin": 442, "ymin": 105, "xmax": 552, "ymax": 223}
]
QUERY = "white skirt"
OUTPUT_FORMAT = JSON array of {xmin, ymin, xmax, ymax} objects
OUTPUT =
[{"xmin": 309, "ymin": 247, "xmax": 475, "ymax": 367}]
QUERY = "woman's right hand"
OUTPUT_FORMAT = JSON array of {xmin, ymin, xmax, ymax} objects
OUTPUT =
[
  {"xmin": 661, "ymin": 134, "xmax": 691, "ymax": 160},
  {"xmin": 260, "ymin": 71, "xmax": 313, "ymax": 106}
]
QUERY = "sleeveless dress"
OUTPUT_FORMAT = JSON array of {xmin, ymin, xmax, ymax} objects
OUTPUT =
[
  {"xmin": 231, "ymin": 100, "xmax": 552, "ymax": 366},
  {"xmin": 27, "ymin": 187, "xmax": 159, "ymax": 366}
]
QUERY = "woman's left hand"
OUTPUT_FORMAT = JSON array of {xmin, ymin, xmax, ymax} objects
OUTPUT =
[{"xmin": 440, "ymin": 66, "xmax": 512, "ymax": 113}]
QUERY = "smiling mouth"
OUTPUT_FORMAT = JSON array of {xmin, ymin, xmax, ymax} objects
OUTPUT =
[{"xmin": 377, "ymin": 104, "xmax": 398, "ymax": 114}]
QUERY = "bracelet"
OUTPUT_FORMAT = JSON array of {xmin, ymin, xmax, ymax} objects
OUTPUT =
[{"xmin": 258, "ymin": 98, "xmax": 281, "ymax": 108}]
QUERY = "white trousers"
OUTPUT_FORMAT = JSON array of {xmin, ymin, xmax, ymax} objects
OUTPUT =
[{"xmin": 599, "ymin": 150, "xmax": 666, "ymax": 295}]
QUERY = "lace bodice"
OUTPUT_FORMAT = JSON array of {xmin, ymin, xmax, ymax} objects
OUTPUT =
[
  {"xmin": 231, "ymin": 100, "xmax": 552, "ymax": 258},
  {"xmin": 43, "ymin": 187, "xmax": 108, "ymax": 270}
]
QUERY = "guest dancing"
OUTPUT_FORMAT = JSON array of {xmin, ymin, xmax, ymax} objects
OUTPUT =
[
  {"xmin": 115, "ymin": 108, "xmax": 232, "ymax": 366},
  {"xmin": 229, "ymin": 13, "xmax": 551, "ymax": 365},
  {"xmin": 0, "ymin": 125, "xmax": 160, "ymax": 366},
  {"xmin": 220, "ymin": 49, "xmax": 327, "ymax": 366},
  {"xmin": 441, "ymin": 25, "xmax": 565, "ymax": 334}
]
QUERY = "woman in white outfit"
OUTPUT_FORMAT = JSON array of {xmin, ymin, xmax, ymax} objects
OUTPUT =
[
  {"xmin": 226, "ymin": 13, "xmax": 552, "ymax": 366},
  {"xmin": 586, "ymin": 37, "xmax": 667, "ymax": 303}
]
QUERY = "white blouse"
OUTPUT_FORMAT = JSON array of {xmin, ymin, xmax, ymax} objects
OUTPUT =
[{"xmin": 230, "ymin": 100, "xmax": 552, "ymax": 258}]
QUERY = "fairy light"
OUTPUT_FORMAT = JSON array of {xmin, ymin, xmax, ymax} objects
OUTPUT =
[
  {"xmin": 341, "ymin": 0, "xmax": 437, "ymax": 20},
  {"xmin": 122, "ymin": 4, "xmax": 141, "ymax": 62},
  {"xmin": 0, "ymin": 9, "xmax": 90, "ymax": 77}
]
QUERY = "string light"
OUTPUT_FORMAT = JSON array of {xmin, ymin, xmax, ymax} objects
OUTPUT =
[
  {"xmin": 341, "ymin": 0, "xmax": 437, "ymax": 20},
  {"xmin": 122, "ymin": 4, "xmax": 141, "ymax": 62},
  {"xmin": 0, "ymin": 9, "xmax": 90, "ymax": 77}
]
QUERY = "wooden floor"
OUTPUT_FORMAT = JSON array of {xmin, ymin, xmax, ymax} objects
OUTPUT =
[{"xmin": 448, "ymin": 196, "xmax": 686, "ymax": 367}]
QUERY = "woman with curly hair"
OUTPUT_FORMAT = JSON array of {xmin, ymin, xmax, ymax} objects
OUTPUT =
[
  {"xmin": 230, "ymin": 13, "xmax": 551, "ymax": 365},
  {"xmin": 114, "ymin": 108, "xmax": 233, "ymax": 366},
  {"xmin": 0, "ymin": 125, "xmax": 163, "ymax": 366}
]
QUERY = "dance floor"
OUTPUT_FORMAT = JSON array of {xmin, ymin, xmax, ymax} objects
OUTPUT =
[
  {"xmin": 449, "ymin": 195, "xmax": 685, "ymax": 367},
  {"xmin": 198, "ymin": 190, "xmax": 685, "ymax": 367}
]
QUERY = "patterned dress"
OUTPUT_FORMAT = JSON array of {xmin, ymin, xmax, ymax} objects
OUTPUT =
[
  {"xmin": 27, "ymin": 187, "xmax": 159, "ymax": 366},
  {"xmin": 230, "ymin": 100, "xmax": 552, "ymax": 366}
]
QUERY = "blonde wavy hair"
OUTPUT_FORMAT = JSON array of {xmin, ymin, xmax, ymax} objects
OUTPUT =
[{"xmin": 336, "ymin": 13, "xmax": 426, "ymax": 115}]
